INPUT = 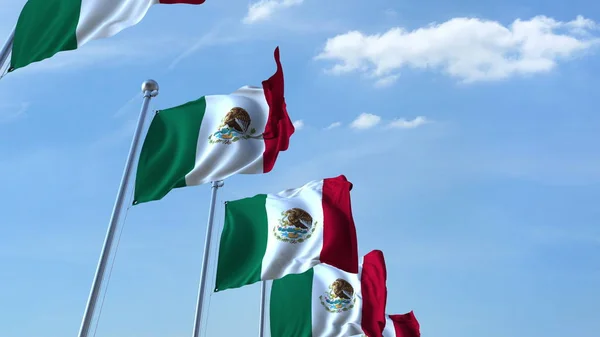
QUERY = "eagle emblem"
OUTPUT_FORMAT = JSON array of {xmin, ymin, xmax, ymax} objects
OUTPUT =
[
  {"xmin": 320, "ymin": 278, "xmax": 356, "ymax": 313},
  {"xmin": 273, "ymin": 208, "xmax": 317, "ymax": 244},
  {"xmin": 208, "ymin": 107, "xmax": 263, "ymax": 144}
]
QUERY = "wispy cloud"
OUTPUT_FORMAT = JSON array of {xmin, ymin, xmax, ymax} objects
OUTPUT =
[
  {"xmin": 325, "ymin": 121, "xmax": 341, "ymax": 130},
  {"xmin": 168, "ymin": 14, "xmax": 336, "ymax": 71},
  {"xmin": 374, "ymin": 75, "xmax": 400, "ymax": 88},
  {"xmin": 350, "ymin": 113, "xmax": 381, "ymax": 129},
  {"xmin": 6, "ymin": 35, "xmax": 196, "ymax": 75},
  {"xmin": 349, "ymin": 113, "xmax": 431, "ymax": 130},
  {"xmin": 243, "ymin": 0, "xmax": 305, "ymax": 24},
  {"xmin": 113, "ymin": 93, "xmax": 142, "ymax": 118},
  {"xmin": 384, "ymin": 9, "xmax": 397, "ymax": 17},
  {"xmin": 167, "ymin": 20, "xmax": 239, "ymax": 70},
  {"xmin": 387, "ymin": 116, "xmax": 430, "ymax": 129},
  {"xmin": 253, "ymin": 119, "xmax": 600, "ymax": 196},
  {"xmin": 0, "ymin": 102, "xmax": 29, "ymax": 124},
  {"xmin": 292, "ymin": 120, "xmax": 305, "ymax": 130},
  {"xmin": 316, "ymin": 15, "xmax": 600, "ymax": 85},
  {"xmin": 89, "ymin": 118, "xmax": 138, "ymax": 150}
]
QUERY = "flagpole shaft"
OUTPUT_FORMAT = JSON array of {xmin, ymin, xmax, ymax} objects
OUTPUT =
[
  {"xmin": 0, "ymin": 27, "xmax": 15, "ymax": 73},
  {"xmin": 258, "ymin": 281, "xmax": 267, "ymax": 337},
  {"xmin": 191, "ymin": 180, "xmax": 224, "ymax": 337},
  {"xmin": 77, "ymin": 80, "xmax": 159, "ymax": 337}
]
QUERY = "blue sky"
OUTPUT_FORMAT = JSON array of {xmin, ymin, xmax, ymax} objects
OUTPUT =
[{"xmin": 1, "ymin": 0, "xmax": 599, "ymax": 336}]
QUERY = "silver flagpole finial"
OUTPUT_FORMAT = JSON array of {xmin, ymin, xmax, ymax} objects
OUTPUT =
[{"xmin": 142, "ymin": 79, "xmax": 159, "ymax": 97}]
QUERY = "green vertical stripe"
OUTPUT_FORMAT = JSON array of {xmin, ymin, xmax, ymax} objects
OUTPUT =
[
  {"xmin": 11, "ymin": 0, "xmax": 81, "ymax": 71},
  {"xmin": 270, "ymin": 268, "xmax": 314, "ymax": 337},
  {"xmin": 215, "ymin": 195, "xmax": 269, "ymax": 292},
  {"xmin": 133, "ymin": 97, "xmax": 207, "ymax": 204}
]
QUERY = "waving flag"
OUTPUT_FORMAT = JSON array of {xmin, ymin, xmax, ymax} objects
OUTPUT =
[
  {"xmin": 269, "ymin": 250, "xmax": 387, "ymax": 337},
  {"xmin": 134, "ymin": 47, "xmax": 294, "ymax": 204},
  {"xmin": 214, "ymin": 175, "xmax": 358, "ymax": 292},
  {"xmin": 10, "ymin": 0, "xmax": 205, "ymax": 71}
]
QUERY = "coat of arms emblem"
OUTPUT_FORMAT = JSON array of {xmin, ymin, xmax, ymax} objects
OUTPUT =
[
  {"xmin": 208, "ymin": 107, "xmax": 263, "ymax": 144},
  {"xmin": 273, "ymin": 208, "xmax": 317, "ymax": 244},
  {"xmin": 319, "ymin": 278, "xmax": 356, "ymax": 313}
]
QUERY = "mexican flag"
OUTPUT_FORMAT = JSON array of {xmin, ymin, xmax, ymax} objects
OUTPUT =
[
  {"xmin": 133, "ymin": 47, "xmax": 294, "ymax": 204},
  {"xmin": 269, "ymin": 250, "xmax": 388, "ymax": 337},
  {"xmin": 214, "ymin": 175, "xmax": 359, "ymax": 292},
  {"xmin": 10, "ymin": 0, "xmax": 205, "ymax": 71},
  {"xmin": 382, "ymin": 312, "xmax": 421, "ymax": 337}
]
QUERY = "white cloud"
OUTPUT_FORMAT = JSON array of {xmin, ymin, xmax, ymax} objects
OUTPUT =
[
  {"xmin": 347, "ymin": 114, "xmax": 431, "ymax": 130},
  {"xmin": 293, "ymin": 120, "xmax": 305, "ymax": 130},
  {"xmin": 315, "ymin": 15, "xmax": 600, "ymax": 84},
  {"xmin": 384, "ymin": 9, "xmax": 397, "ymax": 17},
  {"xmin": 374, "ymin": 74, "xmax": 400, "ymax": 87},
  {"xmin": 325, "ymin": 121, "xmax": 342, "ymax": 130},
  {"xmin": 350, "ymin": 113, "xmax": 381, "ymax": 129},
  {"xmin": 243, "ymin": 0, "xmax": 304, "ymax": 24},
  {"xmin": 387, "ymin": 116, "xmax": 430, "ymax": 129},
  {"xmin": 566, "ymin": 15, "xmax": 597, "ymax": 35}
]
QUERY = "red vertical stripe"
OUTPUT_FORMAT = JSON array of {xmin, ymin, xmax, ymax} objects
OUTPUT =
[
  {"xmin": 360, "ymin": 250, "xmax": 388, "ymax": 337},
  {"xmin": 261, "ymin": 47, "xmax": 295, "ymax": 173},
  {"xmin": 389, "ymin": 312, "xmax": 421, "ymax": 337},
  {"xmin": 158, "ymin": 0, "xmax": 206, "ymax": 4},
  {"xmin": 320, "ymin": 175, "xmax": 359, "ymax": 273}
]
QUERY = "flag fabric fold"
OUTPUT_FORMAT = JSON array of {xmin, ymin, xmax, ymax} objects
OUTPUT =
[
  {"xmin": 383, "ymin": 312, "xmax": 421, "ymax": 337},
  {"xmin": 10, "ymin": 0, "xmax": 205, "ymax": 71},
  {"xmin": 133, "ymin": 47, "xmax": 294, "ymax": 204},
  {"xmin": 214, "ymin": 175, "xmax": 358, "ymax": 292},
  {"xmin": 269, "ymin": 250, "xmax": 388, "ymax": 337},
  {"xmin": 351, "ymin": 311, "xmax": 421, "ymax": 337}
]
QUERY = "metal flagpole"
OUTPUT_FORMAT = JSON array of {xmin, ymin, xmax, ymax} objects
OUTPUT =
[
  {"xmin": 191, "ymin": 180, "xmax": 225, "ymax": 337},
  {"xmin": 258, "ymin": 281, "xmax": 267, "ymax": 337},
  {"xmin": 77, "ymin": 80, "xmax": 159, "ymax": 337},
  {"xmin": 0, "ymin": 27, "xmax": 15, "ymax": 74}
]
